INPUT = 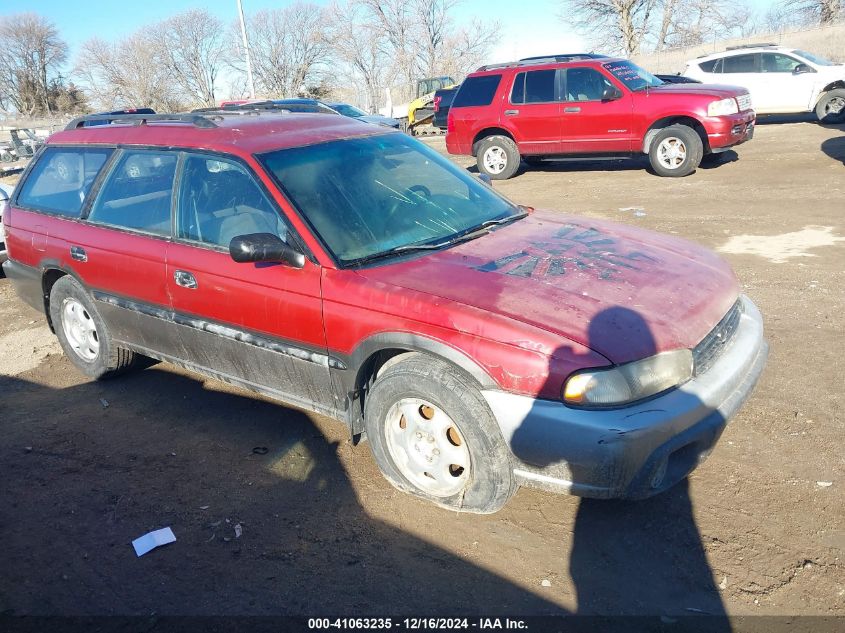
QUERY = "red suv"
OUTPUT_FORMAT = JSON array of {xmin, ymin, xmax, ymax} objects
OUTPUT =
[
  {"xmin": 447, "ymin": 57, "xmax": 755, "ymax": 178},
  {"xmin": 2, "ymin": 111, "xmax": 767, "ymax": 513}
]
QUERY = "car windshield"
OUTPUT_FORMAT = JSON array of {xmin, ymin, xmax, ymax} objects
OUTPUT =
[
  {"xmin": 260, "ymin": 133, "xmax": 522, "ymax": 266},
  {"xmin": 793, "ymin": 50, "xmax": 836, "ymax": 66},
  {"xmin": 602, "ymin": 60, "xmax": 664, "ymax": 91},
  {"xmin": 332, "ymin": 104, "xmax": 367, "ymax": 117}
]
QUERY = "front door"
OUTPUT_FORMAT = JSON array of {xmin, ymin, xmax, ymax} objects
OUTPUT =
[
  {"xmin": 758, "ymin": 52, "xmax": 819, "ymax": 112},
  {"xmin": 560, "ymin": 67, "xmax": 635, "ymax": 153},
  {"xmin": 166, "ymin": 152, "xmax": 332, "ymax": 414}
]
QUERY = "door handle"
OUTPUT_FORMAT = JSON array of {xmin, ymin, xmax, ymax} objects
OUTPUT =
[
  {"xmin": 174, "ymin": 270, "xmax": 197, "ymax": 289},
  {"xmin": 564, "ymin": 106, "xmax": 581, "ymax": 113},
  {"xmin": 70, "ymin": 246, "xmax": 87, "ymax": 262},
  {"xmin": 504, "ymin": 109, "xmax": 520, "ymax": 116}
]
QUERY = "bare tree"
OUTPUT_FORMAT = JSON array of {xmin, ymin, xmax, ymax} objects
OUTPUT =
[
  {"xmin": 359, "ymin": 0, "xmax": 417, "ymax": 85},
  {"xmin": 236, "ymin": 2, "xmax": 331, "ymax": 98},
  {"xmin": 0, "ymin": 13, "xmax": 68, "ymax": 115},
  {"xmin": 560, "ymin": 0, "xmax": 659, "ymax": 56},
  {"xmin": 152, "ymin": 9, "xmax": 228, "ymax": 108},
  {"xmin": 75, "ymin": 35, "xmax": 184, "ymax": 111},
  {"xmin": 779, "ymin": 0, "xmax": 842, "ymax": 25}
]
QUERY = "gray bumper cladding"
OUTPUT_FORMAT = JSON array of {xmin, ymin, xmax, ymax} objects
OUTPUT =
[{"xmin": 482, "ymin": 295, "xmax": 768, "ymax": 499}]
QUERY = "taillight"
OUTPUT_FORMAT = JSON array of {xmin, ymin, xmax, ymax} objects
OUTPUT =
[{"xmin": 434, "ymin": 96, "xmax": 442, "ymax": 112}]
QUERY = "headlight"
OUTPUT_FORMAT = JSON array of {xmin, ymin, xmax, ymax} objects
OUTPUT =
[
  {"xmin": 563, "ymin": 349, "xmax": 693, "ymax": 407},
  {"xmin": 707, "ymin": 98, "xmax": 739, "ymax": 116}
]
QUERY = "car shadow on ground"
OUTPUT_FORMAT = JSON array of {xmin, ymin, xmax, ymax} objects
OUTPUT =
[
  {"xmin": 821, "ymin": 135, "xmax": 845, "ymax": 165},
  {"xmin": 0, "ymin": 368, "xmax": 562, "ymax": 616}
]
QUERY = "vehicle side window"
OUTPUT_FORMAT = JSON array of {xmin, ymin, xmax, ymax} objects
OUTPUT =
[
  {"xmin": 177, "ymin": 154, "xmax": 288, "ymax": 248},
  {"xmin": 524, "ymin": 69, "xmax": 556, "ymax": 103},
  {"xmin": 565, "ymin": 68, "xmax": 614, "ymax": 102},
  {"xmin": 16, "ymin": 147, "xmax": 113, "ymax": 218},
  {"xmin": 451, "ymin": 74, "xmax": 502, "ymax": 108},
  {"xmin": 698, "ymin": 59, "xmax": 719, "ymax": 73},
  {"xmin": 761, "ymin": 53, "xmax": 802, "ymax": 73},
  {"xmin": 510, "ymin": 72, "xmax": 526, "ymax": 104},
  {"xmin": 88, "ymin": 150, "xmax": 177, "ymax": 236},
  {"xmin": 722, "ymin": 54, "xmax": 758, "ymax": 73}
]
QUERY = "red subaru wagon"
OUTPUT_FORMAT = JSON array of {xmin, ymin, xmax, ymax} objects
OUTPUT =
[{"xmin": 2, "ymin": 112, "xmax": 767, "ymax": 513}]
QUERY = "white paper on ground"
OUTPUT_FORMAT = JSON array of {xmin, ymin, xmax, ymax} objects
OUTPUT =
[{"xmin": 132, "ymin": 527, "xmax": 176, "ymax": 557}]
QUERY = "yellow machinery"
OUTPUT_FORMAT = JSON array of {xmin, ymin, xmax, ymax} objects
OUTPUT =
[{"xmin": 405, "ymin": 76, "xmax": 457, "ymax": 135}]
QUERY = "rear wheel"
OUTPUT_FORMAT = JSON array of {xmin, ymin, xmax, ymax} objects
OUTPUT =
[
  {"xmin": 816, "ymin": 89, "xmax": 845, "ymax": 124},
  {"xmin": 648, "ymin": 125, "xmax": 703, "ymax": 177},
  {"xmin": 476, "ymin": 135, "xmax": 520, "ymax": 180},
  {"xmin": 50, "ymin": 276, "xmax": 140, "ymax": 379},
  {"xmin": 364, "ymin": 354, "xmax": 515, "ymax": 513}
]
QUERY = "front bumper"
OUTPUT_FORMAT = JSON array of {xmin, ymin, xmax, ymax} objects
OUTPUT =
[
  {"xmin": 482, "ymin": 295, "xmax": 768, "ymax": 499},
  {"xmin": 706, "ymin": 110, "xmax": 756, "ymax": 151}
]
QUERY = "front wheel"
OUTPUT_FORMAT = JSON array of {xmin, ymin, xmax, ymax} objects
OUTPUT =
[
  {"xmin": 476, "ymin": 135, "xmax": 520, "ymax": 180},
  {"xmin": 816, "ymin": 89, "xmax": 845, "ymax": 124},
  {"xmin": 364, "ymin": 354, "xmax": 515, "ymax": 513},
  {"xmin": 648, "ymin": 125, "xmax": 703, "ymax": 177}
]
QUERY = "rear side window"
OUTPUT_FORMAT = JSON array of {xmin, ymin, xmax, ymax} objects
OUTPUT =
[
  {"xmin": 510, "ymin": 72, "xmax": 526, "ymax": 104},
  {"xmin": 16, "ymin": 147, "xmax": 112, "ymax": 218},
  {"xmin": 524, "ymin": 69, "xmax": 557, "ymax": 103},
  {"xmin": 177, "ymin": 154, "xmax": 288, "ymax": 248},
  {"xmin": 88, "ymin": 150, "xmax": 177, "ymax": 235},
  {"xmin": 698, "ymin": 59, "xmax": 719, "ymax": 73},
  {"xmin": 723, "ymin": 54, "xmax": 758, "ymax": 73},
  {"xmin": 452, "ymin": 74, "xmax": 502, "ymax": 108}
]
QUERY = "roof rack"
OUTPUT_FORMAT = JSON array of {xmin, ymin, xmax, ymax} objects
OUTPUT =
[
  {"xmin": 65, "ymin": 113, "xmax": 220, "ymax": 130},
  {"xmin": 192, "ymin": 101, "xmax": 294, "ymax": 114},
  {"xmin": 725, "ymin": 43, "xmax": 778, "ymax": 50},
  {"xmin": 477, "ymin": 53, "xmax": 609, "ymax": 72}
]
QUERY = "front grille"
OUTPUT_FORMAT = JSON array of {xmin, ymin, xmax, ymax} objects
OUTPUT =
[
  {"xmin": 692, "ymin": 299, "xmax": 743, "ymax": 375},
  {"xmin": 736, "ymin": 93, "xmax": 752, "ymax": 111}
]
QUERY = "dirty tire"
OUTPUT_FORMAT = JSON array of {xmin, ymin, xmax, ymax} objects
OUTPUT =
[
  {"xmin": 816, "ymin": 89, "xmax": 845, "ymax": 124},
  {"xmin": 648, "ymin": 124, "xmax": 703, "ymax": 177},
  {"xmin": 476, "ymin": 135, "xmax": 520, "ymax": 180},
  {"xmin": 49, "ymin": 275, "xmax": 139, "ymax": 379},
  {"xmin": 364, "ymin": 354, "xmax": 515, "ymax": 513}
]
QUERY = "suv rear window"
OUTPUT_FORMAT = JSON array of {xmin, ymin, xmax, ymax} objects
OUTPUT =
[
  {"xmin": 452, "ymin": 75, "xmax": 502, "ymax": 108},
  {"xmin": 16, "ymin": 147, "xmax": 113, "ymax": 218}
]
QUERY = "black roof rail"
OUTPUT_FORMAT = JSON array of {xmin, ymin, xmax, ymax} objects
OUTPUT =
[
  {"xmin": 192, "ymin": 102, "xmax": 294, "ymax": 113},
  {"xmin": 725, "ymin": 43, "xmax": 778, "ymax": 50},
  {"xmin": 65, "ymin": 113, "xmax": 220, "ymax": 130},
  {"xmin": 477, "ymin": 53, "xmax": 610, "ymax": 72}
]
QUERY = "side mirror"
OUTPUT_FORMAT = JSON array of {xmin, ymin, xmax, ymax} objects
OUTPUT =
[
  {"xmin": 793, "ymin": 63, "xmax": 814, "ymax": 75},
  {"xmin": 229, "ymin": 233, "xmax": 305, "ymax": 269},
  {"xmin": 477, "ymin": 173, "xmax": 492, "ymax": 186},
  {"xmin": 602, "ymin": 85, "xmax": 623, "ymax": 101}
]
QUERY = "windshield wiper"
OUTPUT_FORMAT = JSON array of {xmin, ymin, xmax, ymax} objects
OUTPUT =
[
  {"xmin": 348, "ymin": 227, "xmax": 491, "ymax": 267},
  {"xmin": 477, "ymin": 209, "xmax": 528, "ymax": 229}
]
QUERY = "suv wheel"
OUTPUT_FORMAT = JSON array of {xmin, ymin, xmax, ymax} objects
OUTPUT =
[
  {"xmin": 648, "ymin": 125, "xmax": 703, "ymax": 177},
  {"xmin": 476, "ymin": 135, "xmax": 520, "ymax": 180},
  {"xmin": 50, "ymin": 276, "xmax": 140, "ymax": 379},
  {"xmin": 364, "ymin": 354, "xmax": 515, "ymax": 513},
  {"xmin": 816, "ymin": 89, "xmax": 845, "ymax": 124}
]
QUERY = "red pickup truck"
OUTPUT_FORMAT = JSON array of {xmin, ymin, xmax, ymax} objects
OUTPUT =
[{"xmin": 446, "ymin": 58, "xmax": 755, "ymax": 178}]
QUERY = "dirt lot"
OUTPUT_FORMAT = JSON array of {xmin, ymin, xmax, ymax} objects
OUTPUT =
[{"xmin": 1, "ymin": 117, "xmax": 843, "ymax": 620}]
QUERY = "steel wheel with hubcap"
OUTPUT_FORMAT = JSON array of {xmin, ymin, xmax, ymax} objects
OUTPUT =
[
  {"xmin": 49, "ymin": 275, "xmax": 141, "ymax": 379},
  {"xmin": 476, "ymin": 135, "xmax": 521, "ymax": 180},
  {"xmin": 60, "ymin": 298, "xmax": 100, "ymax": 361},
  {"xmin": 364, "ymin": 353, "xmax": 515, "ymax": 513}
]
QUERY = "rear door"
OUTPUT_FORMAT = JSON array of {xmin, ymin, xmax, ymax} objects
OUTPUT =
[
  {"xmin": 166, "ymin": 152, "xmax": 332, "ymax": 413},
  {"xmin": 718, "ymin": 53, "xmax": 765, "ymax": 111},
  {"xmin": 506, "ymin": 69, "xmax": 563, "ymax": 155},
  {"xmin": 81, "ymin": 148, "xmax": 179, "ymax": 354},
  {"xmin": 559, "ymin": 66, "xmax": 634, "ymax": 153}
]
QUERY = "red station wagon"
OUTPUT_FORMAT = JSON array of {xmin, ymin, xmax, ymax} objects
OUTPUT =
[
  {"xmin": 446, "ymin": 57, "xmax": 756, "ymax": 178},
  {"xmin": 2, "ymin": 112, "xmax": 767, "ymax": 513}
]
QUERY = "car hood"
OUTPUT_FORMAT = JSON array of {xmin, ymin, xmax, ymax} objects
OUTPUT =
[
  {"xmin": 359, "ymin": 212, "xmax": 740, "ymax": 364},
  {"xmin": 650, "ymin": 83, "xmax": 749, "ymax": 98},
  {"xmin": 359, "ymin": 114, "xmax": 401, "ymax": 127}
]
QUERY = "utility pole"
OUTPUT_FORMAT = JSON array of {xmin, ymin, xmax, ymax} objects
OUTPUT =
[{"xmin": 237, "ymin": 0, "xmax": 256, "ymax": 99}]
